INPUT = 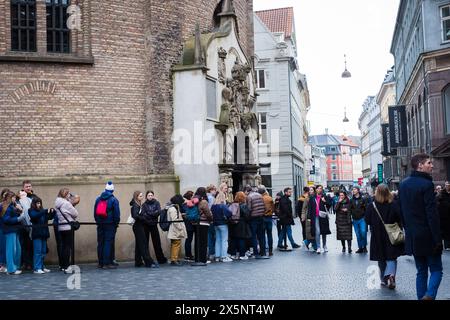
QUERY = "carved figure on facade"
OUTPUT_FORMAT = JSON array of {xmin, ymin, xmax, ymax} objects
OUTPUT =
[{"xmin": 218, "ymin": 47, "xmax": 228, "ymax": 84}]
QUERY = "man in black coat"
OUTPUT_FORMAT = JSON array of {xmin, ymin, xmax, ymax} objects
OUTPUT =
[
  {"xmin": 277, "ymin": 187, "xmax": 300, "ymax": 250},
  {"xmin": 437, "ymin": 181, "xmax": 450, "ymax": 250},
  {"xmin": 399, "ymin": 153, "xmax": 443, "ymax": 300}
]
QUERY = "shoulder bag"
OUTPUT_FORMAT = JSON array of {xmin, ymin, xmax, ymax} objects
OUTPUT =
[{"xmin": 372, "ymin": 202, "xmax": 404, "ymax": 245}]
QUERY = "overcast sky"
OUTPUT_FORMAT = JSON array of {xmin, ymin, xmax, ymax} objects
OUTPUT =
[{"xmin": 253, "ymin": 0, "xmax": 400, "ymax": 136}]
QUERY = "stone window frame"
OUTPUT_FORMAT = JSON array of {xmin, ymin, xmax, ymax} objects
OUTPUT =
[
  {"xmin": 442, "ymin": 83, "xmax": 450, "ymax": 136},
  {"xmin": 441, "ymin": 4, "xmax": 450, "ymax": 43},
  {"xmin": 0, "ymin": 0, "xmax": 93, "ymax": 64}
]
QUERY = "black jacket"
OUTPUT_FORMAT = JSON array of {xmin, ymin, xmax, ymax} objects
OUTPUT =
[
  {"xmin": 29, "ymin": 208, "xmax": 55, "ymax": 239},
  {"xmin": 278, "ymin": 195, "xmax": 294, "ymax": 225},
  {"xmin": 307, "ymin": 194, "xmax": 331, "ymax": 235},
  {"xmin": 349, "ymin": 195, "xmax": 368, "ymax": 220},
  {"xmin": 335, "ymin": 199, "xmax": 352, "ymax": 241},
  {"xmin": 229, "ymin": 204, "xmax": 252, "ymax": 239},
  {"xmin": 141, "ymin": 199, "xmax": 161, "ymax": 226},
  {"xmin": 399, "ymin": 171, "xmax": 441, "ymax": 256},
  {"xmin": 365, "ymin": 201, "xmax": 405, "ymax": 261}
]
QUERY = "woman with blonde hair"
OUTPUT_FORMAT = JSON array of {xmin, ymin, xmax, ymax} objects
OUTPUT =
[{"xmin": 365, "ymin": 184, "xmax": 405, "ymax": 289}]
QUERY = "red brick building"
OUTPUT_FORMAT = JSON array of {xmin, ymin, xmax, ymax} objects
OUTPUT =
[{"xmin": 0, "ymin": 0, "xmax": 254, "ymax": 262}]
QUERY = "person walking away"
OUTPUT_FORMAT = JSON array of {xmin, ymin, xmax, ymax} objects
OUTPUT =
[
  {"xmin": 130, "ymin": 191, "xmax": 156, "ymax": 268},
  {"xmin": 55, "ymin": 188, "xmax": 78, "ymax": 274},
  {"xmin": 437, "ymin": 181, "xmax": 450, "ymax": 250},
  {"xmin": 308, "ymin": 185, "xmax": 331, "ymax": 254},
  {"xmin": 301, "ymin": 187, "xmax": 317, "ymax": 251},
  {"xmin": 350, "ymin": 186, "xmax": 368, "ymax": 253},
  {"xmin": 167, "ymin": 194, "xmax": 187, "ymax": 266},
  {"xmin": 1, "ymin": 191, "xmax": 26, "ymax": 274},
  {"xmin": 94, "ymin": 181, "xmax": 121, "ymax": 269},
  {"xmin": 29, "ymin": 197, "xmax": 55, "ymax": 274},
  {"xmin": 211, "ymin": 192, "xmax": 232, "ymax": 262},
  {"xmin": 366, "ymin": 184, "xmax": 405, "ymax": 289},
  {"xmin": 335, "ymin": 191, "xmax": 353, "ymax": 253},
  {"xmin": 277, "ymin": 187, "xmax": 300, "ymax": 250},
  {"xmin": 399, "ymin": 154, "xmax": 443, "ymax": 300},
  {"xmin": 297, "ymin": 187, "xmax": 310, "ymax": 247}
]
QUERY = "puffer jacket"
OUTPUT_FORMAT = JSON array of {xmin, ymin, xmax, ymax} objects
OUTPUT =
[
  {"xmin": 141, "ymin": 199, "xmax": 161, "ymax": 226},
  {"xmin": 55, "ymin": 197, "xmax": 79, "ymax": 232}
]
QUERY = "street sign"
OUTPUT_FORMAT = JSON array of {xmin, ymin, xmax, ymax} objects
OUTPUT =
[{"xmin": 377, "ymin": 164, "xmax": 383, "ymax": 183}]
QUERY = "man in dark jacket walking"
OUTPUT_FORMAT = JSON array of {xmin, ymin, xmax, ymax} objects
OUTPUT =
[
  {"xmin": 399, "ymin": 154, "xmax": 443, "ymax": 300},
  {"xmin": 94, "ymin": 181, "xmax": 121, "ymax": 269},
  {"xmin": 278, "ymin": 187, "xmax": 300, "ymax": 250},
  {"xmin": 350, "ymin": 186, "xmax": 368, "ymax": 253}
]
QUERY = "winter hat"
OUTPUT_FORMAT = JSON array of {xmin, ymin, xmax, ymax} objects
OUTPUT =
[{"xmin": 105, "ymin": 181, "xmax": 115, "ymax": 192}]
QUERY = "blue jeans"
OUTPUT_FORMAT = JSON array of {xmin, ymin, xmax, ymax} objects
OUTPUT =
[
  {"xmin": 414, "ymin": 255, "xmax": 443, "ymax": 300},
  {"xmin": 250, "ymin": 217, "xmax": 266, "ymax": 256},
  {"xmin": 97, "ymin": 225, "xmax": 116, "ymax": 266},
  {"xmin": 378, "ymin": 260, "xmax": 397, "ymax": 279},
  {"xmin": 315, "ymin": 216, "xmax": 321, "ymax": 249},
  {"xmin": 264, "ymin": 217, "xmax": 273, "ymax": 251},
  {"xmin": 208, "ymin": 224, "xmax": 216, "ymax": 256},
  {"xmin": 0, "ymin": 228, "xmax": 6, "ymax": 265},
  {"xmin": 214, "ymin": 225, "xmax": 229, "ymax": 258},
  {"xmin": 353, "ymin": 218, "xmax": 367, "ymax": 249},
  {"xmin": 33, "ymin": 238, "xmax": 47, "ymax": 271},
  {"xmin": 5, "ymin": 232, "xmax": 21, "ymax": 273},
  {"xmin": 278, "ymin": 225, "xmax": 296, "ymax": 247}
]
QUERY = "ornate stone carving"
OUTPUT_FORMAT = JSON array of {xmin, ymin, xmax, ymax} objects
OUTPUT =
[{"xmin": 218, "ymin": 47, "xmax": 227, "ymax": 84}]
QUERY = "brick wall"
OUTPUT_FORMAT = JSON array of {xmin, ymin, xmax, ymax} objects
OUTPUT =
[{"xmin": 0, "ymin": 0, "xmax": 254, "ymax": 178}]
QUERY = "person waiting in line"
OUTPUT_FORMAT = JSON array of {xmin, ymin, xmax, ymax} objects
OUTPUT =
[
  {"xmin": 54, "ymin": 188, "xmax": 78, "ymax": 274},
  {"xmin": 18, "ymin": 190, "xmax": 33, "ymax": 271},
  {"xmin": 141, "ymin": 190, "xmax": 167, "ymax": 265},
  {"xmin": 301, "ymin": 186, "xmax": 317, "ymax": 251},
  {"xmin": 228, "ymin": 191, "xmax": 252, "ymax": 260},
  {"xmin": 211, "ymin": 192, "xmax": 232, "ymax": 262},
  {"xmin": 1, "ymin": 191, "xmax": 25, "ymax": 275},
  {"xmin": 206, "ymin": 185, "xmax": 217, "ymax": 262},
  {"xmin": 167, "ymin": 194, "xmax": 187, "ymax": 266},
  {"xmin": 366, "ymin": 184, "xmax": 405, "ymax": 289},
  {"xmin": 335, "ymin": 191, "xmax": 353, "ymax": 253},
  {"xmin": 182, "ymin": 191, "xmax": 195, "ymax": 261},
  {"xmin": 0, "ymin": 188, "xmax": 11, "ymax": 273},
  {"xmin": 130, "ymin": 191, "xmax": 156, "ymax": 268},
  {"xmin": 189, "ymin": 187, "xmax": 213, "ymax": 264},
  {"xmin": 29, "ymin": 197, "xmax": 55, "ymax": 274},
  {"xmin": 259, "ymin": 185, "xmax": 275, "ymax": 256},
  {"xmin": 245, "ymin": 186, "xmax": 269, "ymax": 259}
]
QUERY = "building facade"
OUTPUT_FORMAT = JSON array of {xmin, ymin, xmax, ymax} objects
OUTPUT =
[
  {"xmin": 0, "ymin": 0, "xmax": 255, "ymax": 262},
  {"xmin": 254, "ymin": 7, "xmax": 310, "ymax": 199},
  {"xmin": 305, "ymin": 144, "xmax": 327, "ymax": 187},
  {"xmin": 391, "ymin": 0, "xmax": 450, "ymax": 184},
  {"xmin": 309, "ymin": 132, "xmax": 360, "ymax": 189}
]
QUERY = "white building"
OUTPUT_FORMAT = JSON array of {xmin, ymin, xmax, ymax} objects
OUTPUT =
[
  {"xmin": 358, "ymin": 96, "xmax": 383, "ymax": 193},
  {"xmin": 173, "ymin": 2, "xmax": 259, "ymax": 197},
  {"xmin": 254, "ymin": 7, "xmax": 310, "ymax": 199},
  {"xmin": 305, "ymin": 144, "xmax": 327, "ymax": 186}
]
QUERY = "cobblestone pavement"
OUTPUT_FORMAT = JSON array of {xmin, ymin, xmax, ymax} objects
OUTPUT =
[{"xmin": 1, "ymin": 215, "xmax": 449, "ymax": 300}]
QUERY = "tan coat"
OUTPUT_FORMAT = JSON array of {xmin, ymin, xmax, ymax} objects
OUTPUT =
[
  {"xmin": 262, "ymin": 193, "xmax": 274, "ymax": 217},
  {"xmin": 167, "ymin": 206, "xmax": 187, "ymax": 240}
]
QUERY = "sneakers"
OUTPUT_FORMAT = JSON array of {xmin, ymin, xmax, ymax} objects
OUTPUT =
[
  {"xmin": 150, "ymin": 263, "xmax": 160, "ymax": 268},
  {"xmin": 292, "ymin": 243, "xmax": 301, "ymax": 249},
  {"xmin": 222, "ymin": 257, "xmax": 233, "ymax": 262},
  {"xmin": 239, "ymin": 255, "xmax": 249, "ymax": 260},
  {"xmin": 316, "ymin": 248, "xmax": 321, "ymax": 254},
  {"xmin": 170, "ymin": 261, "xmax": 183, "ymax": 266},
  {"xmin": 348, "ymin": 248, "xmax": 352, "ymax": 254},
  {"xmin": 43, "ymin": 268, "xmax": 51, "ymax": 273},
  {"xmin": 342, "ymin": 247, "xmax": 346, "ymax": 253},
  {"xmin": 323, "ymin": 246, "xmax": 328, "ymax": 253},
  {"xmin": 355, "ymin": 248, "xmax": 364, "ymax": 254},
  {"xmin": 0, "ymin": 266, "xmax": 7, "ymax": 273},
  {"xmin": 214, "ymin": 257, "xmax": 220, "ymax": 262},
  {"xmin": 363, "ymin": 247, "xmax": 368, "ymax": 253},
  {"xmin": 63, "ymin": 266, "xmax": 74, "ymax": 274},
  {"xmin": 34, "ymin": 269, "xmax": 45, "ymax": 274},
  {"xmin": 230, "ymin": 255, "xmax": 239, "ymax": 260},
  {"xmin": 8, "ymin": 270, "xmax": 22, "ymax": 275}
]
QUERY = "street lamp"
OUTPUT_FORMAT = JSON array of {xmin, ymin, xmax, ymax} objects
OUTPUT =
[
  {"xmin": 343, "ymin": 106, "xmax": 349, "ymax": 123},
  {"xmin": 341, "ymin": 54, "xmax": 351, "ymax": 78}
]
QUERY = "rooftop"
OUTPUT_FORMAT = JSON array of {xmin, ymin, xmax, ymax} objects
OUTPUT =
[{"xmin": 255, "ymin": 7, "xmax": 294, "ymax": 39}]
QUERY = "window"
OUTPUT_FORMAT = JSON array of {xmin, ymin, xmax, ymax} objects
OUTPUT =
[
  {"xmin": 206, "ymin": 78, "xmax": 217, "ymax": 119},
  {"xmin": 245, "ymin": 136, "xmax": 250, "ymax": 164},
  {"xmin": 256, "ymin": 69, "xmax": 266, "ymax": 89},
  {"xmin": 330, "ymin": 146, "xmax": 336, "ymax": 152},
  {"xmin": 10, "ymin": 0, "xmax": 37, "ymax": 52},
  {"xmin": 331, "ymin": 164, "xmax": 337, "ymax": 170},
  {"xmin": 46, "ymin": 0, "xmax": 71, "ymax": 53},
  {"xmin": 443, "ymin": 85, "xmax": 450, "ymax": 135},
  {"xmin": 332, "ymin": 155, "xmax": 336, "ymax": 160},
  {"xmin": 332, "ymin": 173, "xmax": 337, "ymax": 180},
  {"xmin": 258, "ymin": 112, "xmax": 267, "ymax": 144},
  {"xmin": 442, "ymin": 5, "xmax": 450, "ymax": 42},
  {"xmin": 261, "ymin": 175, "xmax": 273, "ymax": 196}
]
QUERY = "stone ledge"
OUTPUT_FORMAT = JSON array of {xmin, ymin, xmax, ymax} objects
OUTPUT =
[
  {"xmin": 0, "ymin": 174, "xmax": 180, "ymax": 186},
  {"xmin": 0, "ymin": 54, "xmax": 94, "ymax": 65}
]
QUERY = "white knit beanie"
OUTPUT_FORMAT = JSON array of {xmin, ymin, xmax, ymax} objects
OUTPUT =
[{"xmin": 105, "ymin": 181, "xmax": 114, "ymax": 191}]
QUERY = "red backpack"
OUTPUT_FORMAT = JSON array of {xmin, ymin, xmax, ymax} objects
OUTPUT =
[{"xmin": 95, "ymin": 200, "xmax": 108, "ymax": 218}]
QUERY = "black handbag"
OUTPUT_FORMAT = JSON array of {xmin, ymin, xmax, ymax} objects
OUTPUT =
[{"xmin": 57, "ymin": 206, "xmax": 80, "ymax": 231}]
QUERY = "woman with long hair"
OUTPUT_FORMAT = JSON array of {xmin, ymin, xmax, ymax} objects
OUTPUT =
[
  {"xmin": 335, "ymin": 191, "xmax": 353, "ymax": 253},
  {"xmin": 130, "ymin": 191, "xmax": 156, "ymax": 268},
  {"xmin": 365, "ymin": 184, "xmax": 405, "ymax": 289},
  {"xmin": 211, "ymin": 192, "xmax": 232, "ymax": 262}
]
